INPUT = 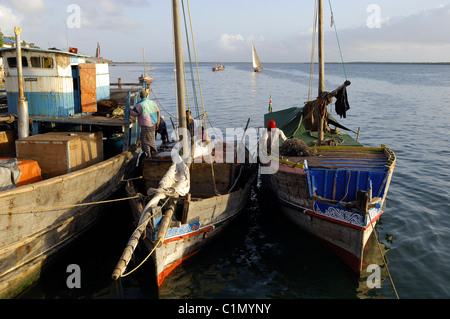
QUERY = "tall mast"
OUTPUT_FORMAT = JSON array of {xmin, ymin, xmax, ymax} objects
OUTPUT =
[
  {"xmin": 172, "ymin": 0, "xmax": 188, "ymax": 155},
  {"xmin": 317, "ymin": 0, "xmax": 324, "ymax": 145},
  {"xmin": 143, "ymin": 48, "xmax": 146, "ymax": 77}
]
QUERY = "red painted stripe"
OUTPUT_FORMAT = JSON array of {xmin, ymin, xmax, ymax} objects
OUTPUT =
[{"xmin": 157, "ymin": 251, "xmax": 199, "ymax": 287}]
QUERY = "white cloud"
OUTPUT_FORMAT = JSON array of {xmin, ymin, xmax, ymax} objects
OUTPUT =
[
  {"xmin": 0, "ymin": 5, "xmax": 23, "ymax": 35},
  {"xmin": 98, "ymin": 0, "xmax": 121, "ymax": 15},
  {"xmin": 74, "ymin": 0, "xmax": 141, "ymax": 32},
  {"xmin": 218, "ymin": 33, "xmax": 245, "ymax": 52},
  {"xmin": 4, "ymin": 0, "xmax": 46, "ymax": 14},
  {"xmin": 324, "ymin": 4, "xmax": 450, "ymax": 62}
]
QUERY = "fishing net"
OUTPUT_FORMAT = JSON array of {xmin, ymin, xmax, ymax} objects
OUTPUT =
[{"xmin": 280, "ymin": 138, "xmax": 317, "ymax": 157}]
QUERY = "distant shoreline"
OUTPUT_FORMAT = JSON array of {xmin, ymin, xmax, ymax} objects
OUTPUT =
[{"xmin": 110, "ymin": 61, "xmax": 450, "ymax": 65}]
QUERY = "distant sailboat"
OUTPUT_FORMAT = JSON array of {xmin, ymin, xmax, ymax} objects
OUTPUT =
[
  {"xmin": 139, "ymin": 48, "xmax": 153, "ymax": 84},
  {"xmin": 252, "ymin": 43, "xmax": 263, "ymax": 72}
]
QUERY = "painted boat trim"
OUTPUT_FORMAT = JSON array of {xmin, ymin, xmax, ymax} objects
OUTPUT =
[
  {"xmin": 163, "ymin": 225, "xmax": 215, "ymax": 244},
  {"xmin": 157, "ymin": 250, "xmax": 199, "ymax": 287},
  {"xmin": 278, "ymin": 196, "xmax": 382, "ymax": 231}
]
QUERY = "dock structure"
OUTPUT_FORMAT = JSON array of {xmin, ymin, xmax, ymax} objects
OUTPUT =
[{"xmin": 0, "ymin": 47, "xmax": 143, "ymax": 152}]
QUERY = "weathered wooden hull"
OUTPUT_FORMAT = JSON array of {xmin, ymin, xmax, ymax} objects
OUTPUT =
[
  {"xmin": 260, "ymin": 146, "xmax": 396, "ymax": 273},
  {"xmin": 125, "ymin": 164, "xmax": 256, "ymax": 288},
  {"xmin": 0, "ymin": 148, "xmax": 139, "ymax": 298}
]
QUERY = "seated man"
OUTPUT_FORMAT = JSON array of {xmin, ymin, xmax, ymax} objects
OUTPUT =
[{"xmin": 155, "ymin": 115, "xmax": 169, "ymax": 143}]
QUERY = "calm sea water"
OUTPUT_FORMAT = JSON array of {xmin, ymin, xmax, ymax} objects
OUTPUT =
[{"xmin": 19, "ymin": 62, "xmax": 450, "ymax": 299}]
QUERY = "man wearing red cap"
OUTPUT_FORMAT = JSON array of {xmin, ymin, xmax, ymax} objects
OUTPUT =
[{"xmin": 261, "ymin": 119, "xmax": 287, "ymax": 158}]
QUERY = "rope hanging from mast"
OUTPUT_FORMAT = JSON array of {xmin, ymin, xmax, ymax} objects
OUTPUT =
[
  {"xmin": 327, "ymin": 0, "xmax": 348, "ymax": 81},
  {"xmin": 308, "ymin": 0, "xmax": 318, "ymax": 101}
]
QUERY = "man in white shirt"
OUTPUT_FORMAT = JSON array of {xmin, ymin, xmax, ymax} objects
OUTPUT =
[{"xmin": 259, "ymin": 120, "xmax": 287, "ymax": 174}]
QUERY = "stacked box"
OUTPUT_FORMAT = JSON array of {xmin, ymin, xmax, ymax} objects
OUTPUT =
[{"xmin": 16, "ymin": 132, "xmax": 103, "ymax": 179}]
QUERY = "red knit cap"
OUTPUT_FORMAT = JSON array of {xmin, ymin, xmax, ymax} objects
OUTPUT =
[{"xmin": 267, "ymin": 120, "xmax": 276, "ymax": 129}]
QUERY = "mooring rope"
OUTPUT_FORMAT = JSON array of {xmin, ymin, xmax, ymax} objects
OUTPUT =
[
  {"xmin": 0, "ymin": 195, "xmax": 140, "ymax": 215},
  {"xmin": 149, "ymin": 86, "xmax": 178, "ymax": 120},
  {"xmin": 368, "ymin": 216, "xmax": 400, "ymax": 299}
]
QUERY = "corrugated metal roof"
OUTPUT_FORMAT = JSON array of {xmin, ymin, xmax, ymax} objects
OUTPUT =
[
  {"xmin": 2, "ymin": 37, "xmax": 15, "ymax": 44},
  {"xmin": 0, "ymin": 47, "xmax": 112, "ymax": 63},
  {"xmin": 0, "ymin": 47, "xmax": 92, "ymax": 59}
]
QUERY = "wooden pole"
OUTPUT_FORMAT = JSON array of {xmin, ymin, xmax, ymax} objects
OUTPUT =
[
  {"xmin": 154, "ymin": 194, "xmax": 179, "ymax": 247},
  {"xmin": 172, "ymin": 0, "xmax": 188, "ymax": 156},
  {"xmin": 317, "ymin": 0, "xmax": 324, "ymax": 146},
  {"xmin": 14, "ymin": 26, "xmax": 29, "ymax": 139},
  {"xmin": 111, "ymin": 192, "xmax": 166, "ymax": 280},
  {"xmin": 111, "ymin": 209, "xmax": 152, "ymax": 280}
]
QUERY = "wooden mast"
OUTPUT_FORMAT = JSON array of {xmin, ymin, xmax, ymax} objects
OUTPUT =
[
  {"xmin": 142, "ymin": 48, "xmax": 146, "ymax": 77},
  {"xmin": 317, "ymin": 0, "xmax": 324, "ymax": 145},
  {"xmin": 172, "ymin": 0, "xmax": 189, "ymax": 156}
]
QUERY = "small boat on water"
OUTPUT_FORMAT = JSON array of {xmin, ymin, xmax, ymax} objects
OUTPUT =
[
  {"xmin": 139, "ymin": 48, "xmax": 153, "ymax": 84},
  {"xmin": 260, "ymin": 0, "xmax": 396, "ymax": 273},
  {"xmin": 212, "ymin": 60, "xmax": 225, "ymax": 72},
  {"xmin": 252, "ymin": 43, "xmax": 263, "ymax": 73},
  {"xmin": 0, "ymin": 33, "xmax": 142, "ymax": 298},
  {"xmin": 112, "ymin": 0, "xmax": 257, "ymax": 289}
]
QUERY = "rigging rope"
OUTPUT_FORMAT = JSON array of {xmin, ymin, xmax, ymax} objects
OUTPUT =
[
  {"xmin": 149, "ymin": 86, "xmax": 178, "ymax": 120},
  {"xmin": 327, "ymin": 0, "xmax": 348, "ymax": 81},
  {"xmin": 181, "ymin": 0, "xmax": 200, "ymax": 118},
  {"xmin": 182, "ymin": 0, "xmax": 219, "ymax": 195},
  {"xmin": 308, "ymin": 0, "xmax": 318, "ymax": 101}
]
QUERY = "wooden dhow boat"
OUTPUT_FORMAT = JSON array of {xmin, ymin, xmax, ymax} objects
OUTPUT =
[
  {"xmin": 0, "ymin": 30, "xmax": 142, "ymax": 298},
  {"xmin": 112, "ymin": 0, "xmax": 257, "ymax": 289},
  {"xmin": 260, "ymin": 0, "xmax": 396, "ymax": 273},
  {"xmin": 115, "ymin": 140, "xmax": 256, "ymax": 287}
]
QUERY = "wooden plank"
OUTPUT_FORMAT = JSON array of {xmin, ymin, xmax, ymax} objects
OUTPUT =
[
  {"xmin": 190, "ymin": 162, "xmax": 232, "ymax": 195},
  {"xmin": 79, "ymin": 63, "xmax": 97, "ymax": 113},
  {"xmin": 0, "ymin": 149, "xmax": 137, "ymax": 298}
]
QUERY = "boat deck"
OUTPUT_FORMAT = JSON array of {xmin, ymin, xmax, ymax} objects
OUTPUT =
[
  {"xmin": 30, "ymin": 113, "xmax": 135, "ymax": 127},
  {"xmin": 284, "ymin": 147, "xmax": 395, "ymax": 172}
]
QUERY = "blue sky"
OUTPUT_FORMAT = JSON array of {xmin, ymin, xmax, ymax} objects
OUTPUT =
[{"xmin": 1, "ymin": 0, "xmax": 449, "ymax": 62}]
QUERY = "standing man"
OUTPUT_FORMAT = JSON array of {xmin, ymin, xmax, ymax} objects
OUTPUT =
[{"xmin": 130, "ymin": 89, "xmax": 160, "ymax": 157}]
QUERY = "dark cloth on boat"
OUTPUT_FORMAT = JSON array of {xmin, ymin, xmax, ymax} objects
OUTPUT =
[
  {"xmin": 140, "ymin": 125, "xmax": 156, "ymax": 156},
  {"xmin": 335, "ymin": 87, "xmax": 350, "ymax": 118}
]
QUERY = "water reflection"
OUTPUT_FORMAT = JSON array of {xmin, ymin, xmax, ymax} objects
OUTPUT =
[{"xmin": 356, "ymin": 230, "xmax": 392, "ymax": 299}]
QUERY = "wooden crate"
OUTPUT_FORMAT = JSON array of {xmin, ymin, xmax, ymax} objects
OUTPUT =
[{"xmin": 16, "ymin": 132, "xmax": 103, "ymax": 179}]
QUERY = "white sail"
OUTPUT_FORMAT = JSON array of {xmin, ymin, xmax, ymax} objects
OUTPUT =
[{"xmin": 252, "ymin": 43, "xmax": 263, "ymax": 72}]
